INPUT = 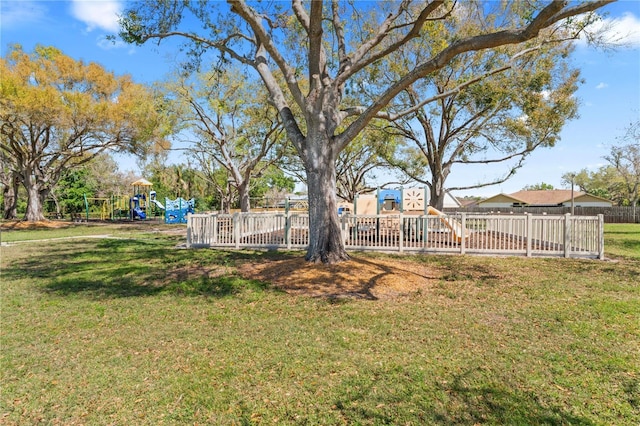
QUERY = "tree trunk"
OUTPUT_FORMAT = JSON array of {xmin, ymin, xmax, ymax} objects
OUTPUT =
[
  {"xmin": 2, "ymin": 178, "xmax": 18, "ymax": 220},
  {"xmin": 23, "ymin": 175, "xmax": 46, "ymax": 221},
  {"xmin": 429, "ymin": 176, "xmax": 446, "ymax": 210},
  {"xmin": 238, "ymin": 182, "xmax": 251, "ymax": 213},
  {"xmin": 304, "ymin": 146, "xmax": 350, "ymax": 264}
]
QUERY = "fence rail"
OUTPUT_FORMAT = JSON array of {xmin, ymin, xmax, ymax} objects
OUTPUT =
[{"xmin": 187, "ymin": 212, "xmax": 604, "ymax": 259}]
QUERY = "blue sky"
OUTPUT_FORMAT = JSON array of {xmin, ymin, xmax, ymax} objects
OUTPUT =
[{"xmin": 2, "ymin": 0, "xmax": 639, "ymax": 198}]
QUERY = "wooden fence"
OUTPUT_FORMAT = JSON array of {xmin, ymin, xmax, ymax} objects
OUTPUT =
[
  {"xmin": 187, "ymin": 212, "xmax": 605, "ymax": 259},
  {"xmin": 445, "ymin": 206, "xmax": 638, "ymax": 223}
]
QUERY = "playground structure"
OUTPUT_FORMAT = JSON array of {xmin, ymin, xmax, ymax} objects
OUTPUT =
[
  {"xmin": 76, "ymin": 178, "xmax": 196, "ymax": 223},
  {"xmin": 165, "ymin": 197, "xmax": 196, "ymax": 224},
  {"xmin": 127, "ymin": 179, "xmax": 195, "ymax": 223},
  {"xmin": 80, "ymin": 195, "xmax": 112, "ymax": 221},
  {"xmin": 353, "ymin": 187, "xmax": 466, "ymax": 243},
  {"xmin": 129, "ymin": 178, "xmax": 152, "ymax": 220}
]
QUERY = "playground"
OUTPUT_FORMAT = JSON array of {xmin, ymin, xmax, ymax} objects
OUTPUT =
[
  {"xmin": 186, "ymin": 187, "xmax": 605, "ymax": 259},
  {"xmin": 76, "ymin": 178, "xmax": 195, "ymax": 224}
]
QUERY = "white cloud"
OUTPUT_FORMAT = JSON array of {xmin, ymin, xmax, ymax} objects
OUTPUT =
[
  {"xmin": 97, "ymin": 36, "xmax": 125, "ymax": 50},
  {"xmin": 96, "ymin": 36, "xmax": 136, "ymax": 54},
  {"xmin": 0, "ymin": 1, "xmax": 47, "ymax": 30},
  {"xmin": 70, "ymin": 0, "xmax": 123, "ymax": 33},
  {"xmin": 581, "ymin": 11, "xmax": 640, "ymax": 48},
  {"xmin": 595, "ymin": 82, "xmax": 608, "ymax": 90}
]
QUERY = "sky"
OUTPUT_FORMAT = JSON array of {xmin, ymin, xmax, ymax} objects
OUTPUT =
[{"xmin": 1, "ymin": 0, "xmax": 639, "ymax": 199}]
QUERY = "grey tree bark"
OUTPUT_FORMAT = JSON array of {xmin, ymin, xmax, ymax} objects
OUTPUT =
[{"xmin": 2, "ymin": 177, "xmax": 18, "ymax": 220}]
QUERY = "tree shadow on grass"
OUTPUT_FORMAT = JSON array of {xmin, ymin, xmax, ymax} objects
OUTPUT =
[
  {"xmin": 432, "ymin": 368, "xmax": 596, "ymax": 425},
  {"xmin": 44, "ymin": 274, "xmax": 270, "ymax": 299},
  {"xmin": 332, "ymin": 366, "xmax": 596, "ymax": 425},
  {"xmin": 4, "ymin": 237, "xmax": 285, "ymax": 300}
]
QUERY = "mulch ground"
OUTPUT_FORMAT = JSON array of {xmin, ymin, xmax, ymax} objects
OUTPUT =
[
  {"xmin": 0, "ymin": 220, "xmax": 71, "ymax": 230},
  {"xmin": 238, "ymin": 255, "xmax": 439, "ymax": 300}
]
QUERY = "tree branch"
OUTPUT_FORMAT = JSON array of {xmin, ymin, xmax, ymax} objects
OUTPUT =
[{"xmin": 335, "ymin": 0, "xmax": 612, "ymax": 151}]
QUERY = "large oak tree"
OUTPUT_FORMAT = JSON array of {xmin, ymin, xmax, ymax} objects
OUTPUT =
[
  {"xmin": 120, "ymin": 0, "xmax": 612, "ymax": 263},
  {"xmin": 379, "ymin": 37, "xmax": 581, "ymax": 209},
  {"xmin": 0, "ymin": 45, "xmax": 170, "ymax": 221}
]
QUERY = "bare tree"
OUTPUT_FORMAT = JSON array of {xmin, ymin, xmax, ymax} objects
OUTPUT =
[
  {"xmin": 335, "ymin": 128, "xmax": 401, "ymax": 203},
  {"xmin": 605, "ymin": 123, "xmax": 640, "ymax": 217},
  {"xmin": 120, "ymin": 0, "xmax": 612, "ymax": 263},
  {"xmin": 167, "ymin": 67, "xmax": 287, "ymax": 212}
]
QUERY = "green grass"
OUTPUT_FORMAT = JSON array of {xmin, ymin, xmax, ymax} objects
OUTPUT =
[
  {"xmin": 1, "ymin": 224, "xmax": 639, "ymax": 424},
  {"xmin": 0, "ymin": 221, "xmax": 183, "ymax": 243},
  {"xmin": 604, "ymin": 223, "xmax": 640, "ymax": 259}
]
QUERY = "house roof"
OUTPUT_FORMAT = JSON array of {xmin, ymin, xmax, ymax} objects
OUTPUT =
[
  {"xmin": 479, "ymin": 193, "xmax": 524, "ymax": 205},
  {"xmin": 509, "ymin": 190, "xmax": 582, "ymax": 205},
  {"xmin": 479, "ymin": 190, "xmax": 612, "ymax": 206},
  {"xmin": 571, "ymin": 193, "xmax": 613, "ymax": 204},
  {"xmin": 459, "ymin": 199, "xmax": 479, "ymax": 207}
]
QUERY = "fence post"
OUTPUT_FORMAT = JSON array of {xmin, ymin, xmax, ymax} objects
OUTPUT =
[
  {"xmin": 460, "ymin": 213, "xmax": 466, "ymax": 255},
  {"xmin": 526, "ymin": 213, "xmax": 533, "ymax": 257},
  {"xmin": 564, "ymin": 213, "xmax": 571, "ymax": 258},
  {"xmin": 399, "ymin": 213, "xmax": 404, "ymax": 253},
  {"xmin": 598, "ymin": 214, "xmax": 605, "ymax": 260},
  {"xmin": 422, "ymin": 215, "xmax": 428, "ymax": 245},
  {"xmin": 341, "ymin": 213, "xmax": 348, "ymax": 245},
  {"xmin": 212, "ymin": 214, "xmax": 218, "ymax": 245},
  {"xmin": 233, "ymin": 213, "xmax": 241, "ymax": 249},
  {"xmin": 186, "ymin": 214, "xmax": 192, "ymax": 248},
  {"xmin": 286, "ymin": 211, "xmax": 291, "ymax": 249}
]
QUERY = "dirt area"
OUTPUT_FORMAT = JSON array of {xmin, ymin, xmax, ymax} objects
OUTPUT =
[
  {"xmin": 238, "ymin": 255, "xmax": 439, "ymax": 300},
  {"xmin": 0, "ymin": 220, "xmax": 71, "ymax": 230}
]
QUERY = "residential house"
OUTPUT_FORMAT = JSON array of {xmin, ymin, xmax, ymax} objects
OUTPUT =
[{"xmin": 478, "ymin": 190, "xmax": 612, "ymax": 209}]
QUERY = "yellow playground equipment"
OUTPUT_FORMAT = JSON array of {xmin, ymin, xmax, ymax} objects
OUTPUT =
[{"xmin": 80, "ymin": 179, "xmax": 157, "ymax": 221}]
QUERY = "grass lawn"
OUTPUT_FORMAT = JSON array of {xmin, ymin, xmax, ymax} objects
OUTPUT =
[
  {"xmin": 1, "ymin": 222, "xmax": 638, "ymax": 424},
  {"xmin": 603, "ymin": 223, "xmax": 640, "ymax": 259}
]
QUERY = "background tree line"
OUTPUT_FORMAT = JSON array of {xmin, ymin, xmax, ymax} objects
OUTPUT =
[{"xmin": 3, "ymin": 38, "xmax": 636, "ymax": 223}]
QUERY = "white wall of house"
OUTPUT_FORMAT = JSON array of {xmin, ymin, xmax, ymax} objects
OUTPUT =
[{"xmin": 561, "ymin": 201, "xmax": 612, "ymax": 207}]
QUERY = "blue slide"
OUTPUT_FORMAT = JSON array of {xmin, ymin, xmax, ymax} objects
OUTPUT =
[{"xmin": 133, "ymin": 206, "xmax": 146, "ymax": 219}]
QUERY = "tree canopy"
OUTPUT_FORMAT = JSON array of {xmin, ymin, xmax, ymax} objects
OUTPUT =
[
  {"xmin": 563, "ymin": 121, "xmax": 640, "ymax": 213},
  {"xmin": 120, "ymin": 0, "xmax": 612, "ymax": 263},
  {"xmin": 0, "ymin": 45, "xmax": 171, "ymax": 221},
  {"xmin": 523, "ymin": 182, "xmax": 555, "ymax": 191},
  {"xmin": 378, "ymin": 33, "xmax": 580, "ymax": 208},
  {"xmin": 165, "ymin": 66, "xmax": 288, "ymax": 212}
]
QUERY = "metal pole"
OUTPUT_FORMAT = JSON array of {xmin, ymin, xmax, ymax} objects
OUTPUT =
[{"xmin": 571, "ymin": 175, "xmax": 575, "ymax": 215}]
